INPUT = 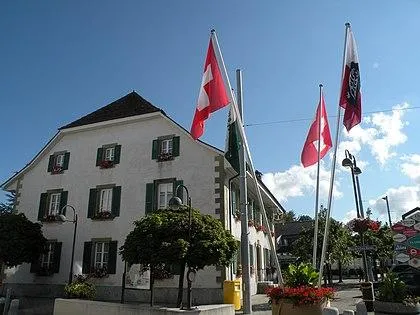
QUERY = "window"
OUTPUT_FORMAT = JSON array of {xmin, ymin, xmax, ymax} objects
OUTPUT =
[
  {"xmin": 145, "ymin": 179, "xmax": 183, "ymax": 214},
  {"xmin": 96, "ymin": 144, "xmax": 121, "ymax": 168},
  {"xmin": 161, "ymin": 139, "xmax": 173, "ymax": 154},
  {"xmin": 94, "ymin": 242, "xmax": 109, "ymax": 269},
  {"xmin": 82, "ymin": 240, "xmax": 118, "ymax": 275},
  {"xmin": 41, "ymin": 243, "xmax": 54, "ymax": 269},
  {"xmin": 99, "ymin": 188, "xmax": 113, "ymax": 213},
  {"xmin": 87, "ymin": 186, "xmax": 121, "ymax": 219},
  {"xmin": 30, "ymin": 241, "xmax": 62, "ymax": 275},
  {"xmin": 48, "ymin": 193, "xmax": 61, "ymax": 216},
  {"xmin": 158, "ymin": 183, "xmax": 173, "ymax": 209},
  {"xmin": 48, "ymin": 152, "xmax": 70, "ymax": 174},
  {"xmin": 38, "ymin": 190, "xmax": 68, "ymax": 222},
  {"xmin": 104, "ymin": 147, "xmax": 115, "ymax": 161},
  {"xmin": 152, "ymin": 136, "xmax": 180, "ymax": 162}
]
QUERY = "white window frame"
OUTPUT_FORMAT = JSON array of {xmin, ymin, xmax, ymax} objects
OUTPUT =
[
  {"xmin": 158, "ymin": 182, "xmax": 173, "ymax": 209},
  {"xmin": 94, "ymin": 241, "xmax": 109, "ymax": 269},
  {"xmin": 99, "ymin": 188, "xmax": 113, "ymax": 213},
  {"xmin": 40, "ymin": 242, "xmax": 54, "ymax": 269},
  {"xmin": 55, "ymin": 154, "xmax": 64, "ymax": 167},
  {"xmin": 104, "ymin": 147, "xmax": 115, "ymax": 161},
  {"xmin": 160, "ymin": 139, "xmax": 173, "ymax": 155},
  {"xmin": 48, "ymin": 193, "xmax": 61, "ymax": 216}
]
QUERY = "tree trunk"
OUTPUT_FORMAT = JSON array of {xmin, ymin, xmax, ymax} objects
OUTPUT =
[
  {"xmin": 150, "ymin": 264, "xmax": 155, "ymax": 307},
  {"xmin": 176, "ymin": 260, "xmax": 187, "ymax": 308},
  {"xmin": 338, "ymin": 260, "xmax": 343, "ymax": 283}
]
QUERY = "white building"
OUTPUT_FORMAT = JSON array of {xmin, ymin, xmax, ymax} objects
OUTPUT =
[{"xmin": 2, "ymin": 92, "xmax": 284, "ymax": 305}]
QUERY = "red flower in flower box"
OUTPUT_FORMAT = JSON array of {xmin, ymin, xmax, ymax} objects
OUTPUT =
[
  {"xmin": 99, "ymin": 160, "xmax": 114, "ymax": 169},
  {"xmin": 51, "ymin": 165, "xmax": 63, "ymax": 174}
]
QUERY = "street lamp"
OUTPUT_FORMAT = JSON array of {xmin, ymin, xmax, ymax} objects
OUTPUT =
[
  {"xmin": 342, "ymin": 150, "xmax": 370, "ymax": 281},
  {"xmin": 57, "ymin": 204, "xmax": 78, "ymax": 284},
  {"xmin": 168, "ymin": 185, "xmax": 196, "ymax": 310},
  {"xmin": 382, "ymin": 196, "xmax": 392, "ymax": 228}
]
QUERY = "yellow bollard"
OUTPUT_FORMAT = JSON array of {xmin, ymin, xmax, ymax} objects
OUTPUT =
[{"xmin": 223, "ymin": 280, "xmax": 242, "ymax": 310}]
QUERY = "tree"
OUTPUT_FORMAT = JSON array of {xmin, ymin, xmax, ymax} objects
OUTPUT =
[
  {"xmin": 298, "ymin": 215, "xmax": 312, "ymax": 222},
  {"xmin": 290, "ymin": 209, "xmax": 354, "ymax": 283},
  {"xmin": 0, "ymin": 213, "xmax": 47, "ymax": 268},
  {"xmin": 282, "ymin": 210, "xmax": 297, "ymax": 223},
  {"xmin": 0, "ymin": 191, "xmax": 16, "ymax": 214},
  {"xmin": 120, "ymin": 207, "xmax": 238, "ymax": 306}
]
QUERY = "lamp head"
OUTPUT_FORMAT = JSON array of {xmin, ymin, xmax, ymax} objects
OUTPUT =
[
  {"xmin": 57, "ymin": 214, "xmax": 67, "ymax": 222},
  {"xmin": 353, "ymin": 166, "xmax": 362, "ymax": 175},
  {"xmin": 168, "ymin": 196, "xmax": 183, "ymax": 210},
  {"xmin": 342, "ymin": 157, "xmax": 353, "ymax": 168}
]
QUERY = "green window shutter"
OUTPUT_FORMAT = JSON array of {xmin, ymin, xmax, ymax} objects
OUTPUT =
[
  {"xmin": 47, "ymin": 155, "xmax": 54, "ymax": 172},
  {"xmin": 30, "ymin": 258, "xmax": 41, "ymax": 273},
  {"xmin": 38, "ymin": 193, "xmax": 48, "ymax": 221},
  {"xmin": 96, "ymin": 148, "xmax": 103, "ymax": 166},
  {"xmin": 111, "ymin": 186, "xmax": 121, "ymax": 217},
  {"xmin": 152, "ymin": 140, "xmax": 158, "ymax": 160},
  {"xmin": 145, "ymin": 183, "xmax": 155, "ymax": 215},
  {"xmin": 60, "ymin": 191, "xmax": 68, "ymax": 216},
  {"xmin": 107, "ymin": 241, "xmax": 118, "ymax": 274},
  {"xmin": 114, "ymin": 145, "xmax": 121, "ymax": 164},
  {"xmin": 52, "ymin": 242, "xmax": 62, "ymax": 273},
  {"xmin": 174, "ymin": 180, "xmax": 183, "ymax": 200},
  {"xmin": 82, "ymin": 242, "xmax": 92, "ymax": 274},
  {"xmin": 172, "ymin": 136, "xmax": 180, "ymax": 157},
  {"xmin": 88, "ymin": 189, "xmax": 97, "ymax": 218},
  {"xmin": 63, "ymin": 152, "xmax": 70, "ymax": 170}
]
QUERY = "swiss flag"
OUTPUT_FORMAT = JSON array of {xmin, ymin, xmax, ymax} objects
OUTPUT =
[
  {"xmin": 190, "ymin": 37, "xmax": 230, "ymax": 140},
  {"xmin": 301, "ymin": 92, "xmax": 332, "ymax": 168},
  {"xmin": 339, "ymin": 28, "xmax": 362, "ymax": 131}
]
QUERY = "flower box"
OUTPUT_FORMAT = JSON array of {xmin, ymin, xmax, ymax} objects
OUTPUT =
[
  {"xmin": 158, "ymin": 152, "xmax": 173, "ymax": 162},
  {"xmin": 36, "ymin": 267, "xmax": 54, "ymax": 277},
  {"xmin": 51, "ymin": 166, "xmax": 63, "ymax": 174},
  {"xmin": 373, "ymin": 301, "xmax": 420, "ymax": 315},
  {"xmin": 99, "ymin": 160, "xmax": 114, "ymax": 169},
  {"xmin": 43, "ymin": 214, "xmax": 58, "ymax": 222},
  {"xmin": 90, "ymin": 266, "xmax": 108, "ymax": 278},
  {"xmin": 92, "ymin": 211, "xmax": 113, "ymax": 220}
]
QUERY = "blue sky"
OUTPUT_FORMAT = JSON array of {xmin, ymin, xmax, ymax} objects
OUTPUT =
[{"xmin": 1, "ymin": 1, "xmax": 420, "ymax": 223}]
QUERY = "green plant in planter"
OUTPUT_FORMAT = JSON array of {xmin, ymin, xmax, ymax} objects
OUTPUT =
[
  {"xmin": 284, "ymin": 263, "xmax": 319, "ymax": 287},
  {"xmin": 377, "ymin": 272, "xmax": 408, "ymax": 303},
  {"xmin": 64, "ymin": 275, "xmax": 96, "ymax": 300}
]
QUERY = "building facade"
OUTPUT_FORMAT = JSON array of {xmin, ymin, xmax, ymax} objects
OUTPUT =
[{"xmin": 1, "ymin": 92, "xmax": 283, "ymax": 304}]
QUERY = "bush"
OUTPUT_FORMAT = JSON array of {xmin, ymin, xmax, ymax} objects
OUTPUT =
[
  {"xmin": 377, "ymin": 272, "xmax": 407, "ymax": 303},
  {"xmin": 64, "ymin": 275, "xmax": 96, "ymax": 300}
]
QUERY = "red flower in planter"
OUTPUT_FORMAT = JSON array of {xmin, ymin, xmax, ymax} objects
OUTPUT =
[
  {"xmin": 347, "ymin": 218, "xmax": 380, "ymax": 233},
  {"xmin": 51, "ymin": 166, "xmax": 63, "ymax": 174}
]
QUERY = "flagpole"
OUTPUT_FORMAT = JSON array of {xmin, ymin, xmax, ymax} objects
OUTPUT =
[
  {"xmin": 211, "ymin": 30, "xmax": 252, "ymax": 314},
  {"xmin": 317, "ymin": 23, "xmax": 350, "ymax": 287},
  {"xmin": 211, "ymin": 30, "xmax": 284, "ymax": 287},
  {"xmin": 312, "ymin": 84, "xmax": 323, "ymax": 269}
]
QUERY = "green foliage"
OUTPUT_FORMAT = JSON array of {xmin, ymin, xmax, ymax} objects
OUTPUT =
[
  {"xmin": 290, "ymin": 209, "xmax": 354, "ymax": 266},
  {"xmin": 377, "ymin": 272, "xmax": 408, "ymax": 303},
  {"xmin": 0, "ymin": 191, "xmax": 15, "ymax": 214},
  {"xmin": 64, "ymin": 275, "xmax": 96, "ymax": 300},
  {"xmin": 282, "ymin": 210, "xmax": 297, "ymax": 223},
  {"xmin": 0, "ymin": 213, "xmax": 47, "ymax": 267},
  {"xmin": 284, "ymin": 263, "xmax": 319, "ymax": 287},
  {"xmin": 353, "ymin": 225, "xmax": 394, "ymax": 260},
  {"xmin": 120, "ymin": 206, "xmax": 238, "ymax": 270}
]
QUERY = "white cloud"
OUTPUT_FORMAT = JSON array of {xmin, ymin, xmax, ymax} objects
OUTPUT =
[
  {"xmin": 401, "ymin": 154, "xmax": 420, "ymax": 184},
  {"xmin": 369, "ymin": 185, "xmax": 420, "ymax": 223},
  {"xmin": 262, "ymin": 162, "xmax": 342, "ymax": 202},
  {"xmin": 340, "ymin": 103, "xmax": 409, "ymax": 166}
]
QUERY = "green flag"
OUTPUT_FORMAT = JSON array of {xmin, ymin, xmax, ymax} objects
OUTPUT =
[{"xmin": 225, "ymin": 106, "xmax": 240, "ymax": 173}]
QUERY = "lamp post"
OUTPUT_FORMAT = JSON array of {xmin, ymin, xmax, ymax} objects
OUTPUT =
[
  {"xmin": 342, "ymin": 150, "xmax": 370, "ymax": 281},
  {"xmin": 382, "ymin": 196, "xmax": 392, "ymax": 228},
  {"xmin": 57, "ymin": 205, "xmax": 78, "ymax": 284},
  {"xmin": 168, "ymin": 185, "xmax": 195, "ymax": 310}
]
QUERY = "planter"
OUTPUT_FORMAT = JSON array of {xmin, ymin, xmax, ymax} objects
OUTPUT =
[
  {"xmin": 373, "ymin": 301, "xmax": 420, "ymax": 315},
  {"xmin": 271, "ymin": 300, "xmax": 325, "ymax": 315}
]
